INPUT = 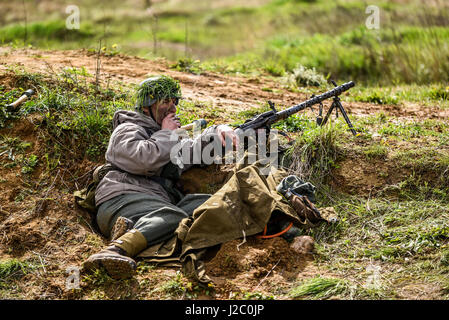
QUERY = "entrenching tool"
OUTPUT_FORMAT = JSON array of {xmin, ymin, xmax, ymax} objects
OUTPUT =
[{"xmin": 6, "ymin": 89, "xmax": 34, "ymax": 111}]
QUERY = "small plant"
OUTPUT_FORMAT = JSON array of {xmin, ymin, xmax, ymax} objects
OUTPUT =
[
  {"xmin": 426, "ymin": 86, "xmax": 449, "ymax": 101},
  {"xmin": 82, "ymin": 268, "xmax": 114, "ymax": 286},
  {"xmin": 363, "ymin": 143, "xmax": 388, "ymax": 160},
  {"xmin": 136, "ymin": 262, "xmax": 155, "ymax": 275},
  {"xmin": 353, "ymin": 90, "xmax": 399, "ymax": 105},
  {"xmin": 0, "ymin": 259, "xmax": 38, "ymax": 288},
  {"xmin": 284, "ymin": 64, "xmax": 327, "ymax": 88},
  {"xmin": 0, "ymin": 87, "xmax": 22, "ymax": 128},
  {"xmin": 0, "ymin": 136, "xmax": 26, "ymax": 153},
  {"xmin": 170, "ymin": 58, "xmax": 202, "ymax": 74},
  {"xmin": 440, "ymin": 250, "xmax": 449, "ymax": 267},
  {"xmin": 21, "ymin": 154, "xmax": 38, "ymax": 174},
  {"xmin": 241, "ymin": 291, "xmax": 275, "ymax": 300},
  {"xmin": 135, "ymin": 75, "xmax": 182, "ymax": 109},
  {"xmin": 263, "ymin": 61, "xmax": 285, "ymax": 77},
  {"xmin": 273, "ymin": 113, "xmax": 310, "ymax": 132}
]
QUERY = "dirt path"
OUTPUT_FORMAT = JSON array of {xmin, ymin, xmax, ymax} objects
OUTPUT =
[{"xmin": 1, "ymin": 47, "xmax": 448, "ymax": 120}]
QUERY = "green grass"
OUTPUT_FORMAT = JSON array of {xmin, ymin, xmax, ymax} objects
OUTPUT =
[
  {"xmin": 149, "ymin": 271, "xmax": 205, "ymax": 299},
  {"xmin": 1, "ymin": 69, "xmax": 449, "ymax": 300},
  {"xmin": 0, "ymin": 259, "xmax": 35, "ymax": 279},
  {"xmin": 311, "ymin": 193, "xmax": 449, "ymax": 255},
  {"xmin": 211, "ymin": 24, "xmax": 449, "ymax": 85},
  {"xmin": 0, "ymin": 86, "xmax": 23, "ymax": 127},
  {"xmin": 363, "ymin": 143, "xmax": 388, "ymax": 160},
  {"xmin": 289, "ymin": 277, "xmax": 350, "ymax": 299},
  {"xmin": 289, "ymin": 190, "xmax": 449, "ymax": 299},
  {"xmin": 283, "ymin": 120, "xmax": 346, "ymax": 187},
  {"xmin": 348, "ymin": 84, "xmax": 449, "ymax": 108},
  {"xmin": 82, "ymin": 268, "xmax": 115, "ymax": 287},
  {"xmin": 2, "ymin": 67, "xmax": 134, "ymax": 162},
  {"xmin": 0, "ymin": 259, "xmax": 39, "ymax": 290},
  {"xmin": 0, "ymin": 20, "xmax": 95, "ymax": 44},
  {"xmin": 274, "ymin": 111, "xmax": 449, "ymax": 298}
]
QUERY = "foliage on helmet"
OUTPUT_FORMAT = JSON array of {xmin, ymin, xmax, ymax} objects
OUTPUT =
[{"xmin": 135, "ymin": 75, "xmax": 182, "ymax": 109}]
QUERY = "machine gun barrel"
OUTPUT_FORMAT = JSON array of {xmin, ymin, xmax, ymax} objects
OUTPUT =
[
  {"xmin": 236, "ymin": 80, "xmax": 356, "ymax": 135},
  {"xmin": 267, "ymin": 81, "xmax": 355, "ymax": 126}
]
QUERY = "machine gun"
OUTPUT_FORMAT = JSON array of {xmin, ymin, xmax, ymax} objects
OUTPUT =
[{"xmin": 236, "ymin": 80, "xmax": 357, "ymax": 136}]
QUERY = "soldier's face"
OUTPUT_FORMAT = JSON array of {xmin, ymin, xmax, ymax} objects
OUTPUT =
[{"xmin": 151, "ymin": 98, "xmax": 178, "ymax": 124}]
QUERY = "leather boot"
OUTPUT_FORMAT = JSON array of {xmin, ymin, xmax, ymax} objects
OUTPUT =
[{"xmin": 83, "ymin": 229, "xmax": 147, "ymax": 279}]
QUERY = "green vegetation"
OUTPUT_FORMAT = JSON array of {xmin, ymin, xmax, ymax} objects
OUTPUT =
[
  {"xmin": 289, "ymin": 275, "xmax": 391, "ymax": 299},
  {"xmin": 148, "ymin": 271, "xmax": 210, "ymax": 299},
  {"xmin": 349, "ymin": 84, "xmax": 449, "ymax": 108},
  {"xmin": 1, "ymin": 67, "xmax": 133, "ymax": 163},
  {"xmin": 0, "ymin": 259, "xmax": 39, "ymax": 292},
  {"xmin": 283, "ymin": 120, "xmax": 344, "ymax": 187},
  {"xmin": 135, "ymin": 75, "xmax": 182, "ymax": 110},
  {"xmin": 0, "ymin": 135, "xmax": 38, "ymax": 175},
  {"xmin": 170, "ymin": 58, "xmax": 203, "ymax": 75},
  {"xmin": 82, "ymin": 268, "xmax": 115, "ymax": 287},
  {"xmin": 0, "ymin": 20, "xmax": 94, "ymax": 44},
  {"xmin": 0, "ymin": 259, "xmax": 37, "ymax": 280},
  {"xmin": 176, "ymin": 99, "xmax": 224, "ymax": 126},
  {"xmin": 284, "ymin": 64, "xmax": 328, "ymax": 88},
  {"xmin": 289, "ymin": 277, "xmax": 350, "ymax": 299},
  {"xmin": 287, "ymin": 192, "xmax": 449, "ymax": 298},
  {"xmin": 0, "ymin": 86, "xmax": 23, "ymax": 127}
]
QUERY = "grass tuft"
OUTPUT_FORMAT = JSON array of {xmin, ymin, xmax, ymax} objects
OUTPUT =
[
  {"xmin": 285, "ymin": 121, "xmax": 344, "ymax": 187},
  {"xmin": 289, "ymin": 277, "xmax": 349, "ymax": 299},
  {"xmin": 284, "ymin": 64, "xmax": 327, "ymax": 88},
  {"xmin": 0, "ymin": 259, "xmax": 38, "ymax": 287}
]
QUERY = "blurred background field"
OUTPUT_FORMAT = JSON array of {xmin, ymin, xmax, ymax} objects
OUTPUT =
[{"xmin": 1, "ymin": 0, "xmax": 448, "ymax": 88}]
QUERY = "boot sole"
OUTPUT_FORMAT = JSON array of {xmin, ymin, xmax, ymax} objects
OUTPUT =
[{"xmin": 83, "ymin": 254, "xmax": 137, "ymax": 280}]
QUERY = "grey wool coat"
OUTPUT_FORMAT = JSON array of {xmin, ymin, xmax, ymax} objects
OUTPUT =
[{"xmin": 95, "ymin": 109, "xmax": 217, "ymax": 206}]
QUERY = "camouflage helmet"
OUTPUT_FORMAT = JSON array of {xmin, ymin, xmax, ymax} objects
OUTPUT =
[{"xmin": 135, "ymin": 75, "xmax": 182, "ymax": 112}]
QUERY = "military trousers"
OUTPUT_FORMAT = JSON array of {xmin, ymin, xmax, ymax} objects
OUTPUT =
[{"xmin": 96, "ymin": 193, "xmax": 211, "ymax": 248}]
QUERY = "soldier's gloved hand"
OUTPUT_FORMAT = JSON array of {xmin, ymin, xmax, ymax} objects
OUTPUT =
[
  {"xmin": 217, "ymin": 125, "xmax": 239, "ymax": 148},
  {"xmin": 161, "ymin": 113, "xmax": 181, "ymax": 130}
]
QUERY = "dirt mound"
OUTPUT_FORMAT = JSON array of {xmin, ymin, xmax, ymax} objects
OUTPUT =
[{"xmin": 205, "ymin": 237, "xmax": 315, "ymax": 295}]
